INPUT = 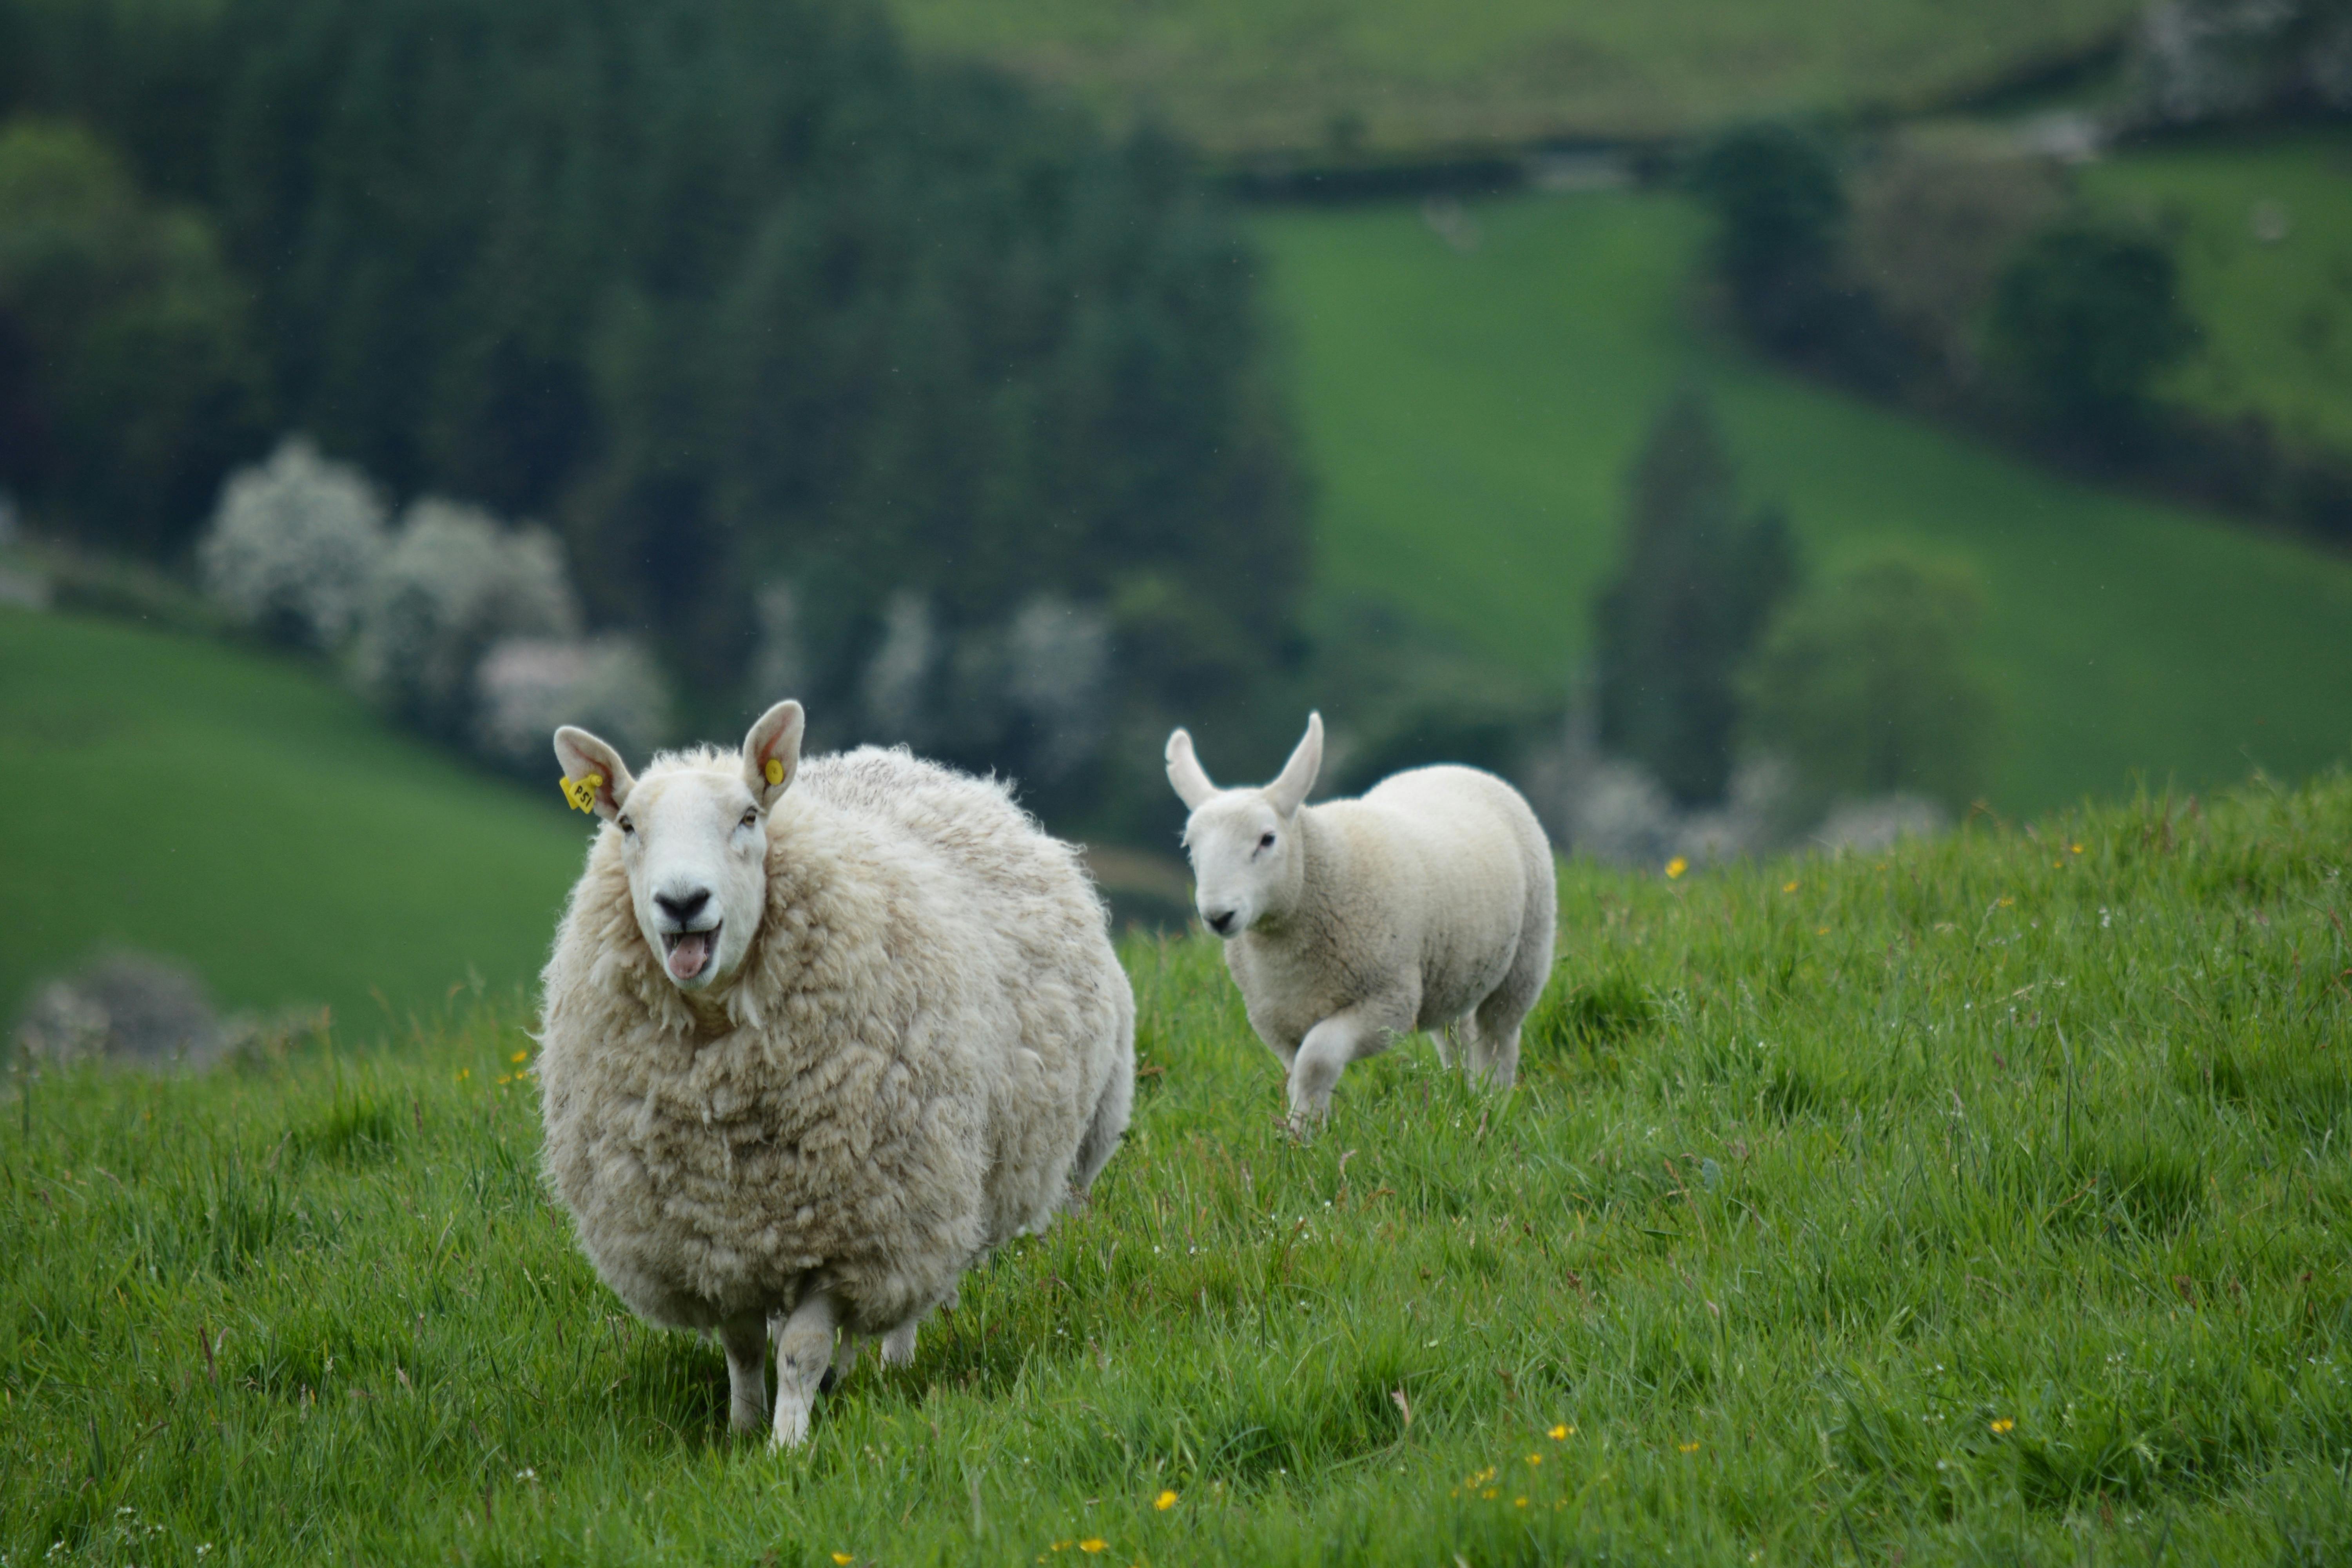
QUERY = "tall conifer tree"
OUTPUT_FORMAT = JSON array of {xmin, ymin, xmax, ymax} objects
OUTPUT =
[{"xmin": 1593, "ymin": 388, "xmax": 1797, "ymax": 805}]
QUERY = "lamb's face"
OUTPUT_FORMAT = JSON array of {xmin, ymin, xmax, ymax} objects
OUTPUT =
[
  {"xmin": 1166, "ymin": 711, "xmax": 1323, "ymax": 940},
  {"xmin": 615, "ymin": 768, "xmax": 770, "ymax": 991},
  {"xmin": 1180, "ymin": 793, "xmax": 1300, "ymax": 938}
]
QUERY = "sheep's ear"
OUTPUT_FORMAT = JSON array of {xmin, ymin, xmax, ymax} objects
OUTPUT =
[
  {"xmin": 1266, "ymin": 711, "xmax": 1323, "ymax": 817},
  {"xmin": 554, "ymin": 726, "xmax": 634, "ymax": 822},
  {"xmin": 1166, "ymin": 728, "xmax": 1218, "ymax": 810},
  {"xmin": 742, "ymin": 700, "xmax": 805, "ymax": 808}
]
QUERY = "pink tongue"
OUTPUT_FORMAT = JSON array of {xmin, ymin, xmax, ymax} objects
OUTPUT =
[{"xmin": 668, "ymin": 932, "xmax": 711, "ymax": 981}]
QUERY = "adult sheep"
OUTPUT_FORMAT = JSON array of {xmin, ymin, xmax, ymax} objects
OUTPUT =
[
  {"xmin": 1166, "ymin": 711, "xmax": 1555, "ymax": 1131},
  {"xmin": 537, "ymin": 701, "xmax": 1134, "ymax": 1448}
]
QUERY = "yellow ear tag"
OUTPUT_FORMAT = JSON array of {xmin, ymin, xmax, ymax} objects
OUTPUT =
[
  {"xmin": 559, "ymin": 771, "xmax": 604, "ymax": 813},
  {"xmin": 764, "ymin": 758, "xmax": 784, "ymax": 786}
]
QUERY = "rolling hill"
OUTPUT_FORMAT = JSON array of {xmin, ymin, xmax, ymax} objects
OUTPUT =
[
  {"xmin": 1250, "ymin": 190, "xmax": 2352, "ymax": 813},
  {"xmin": 0, "ymin": 607, "xmax": 589, "ymax": 1029},
  {"xmin": 2082, "ymin": 125, "xmax": 2352, "ymax": 461},
  {"xmin": 889, "ymin": 0, "xmax": 2141, "ymax": 161}
]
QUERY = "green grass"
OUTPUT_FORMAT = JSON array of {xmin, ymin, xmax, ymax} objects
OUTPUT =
[
  {"xmin": 2082, "ymin": 127, "xmax": 2352, "ymax": 459},
  {"xmin": 1251, "ymin": 191, "xmax": 2352, "ymax": 814},
  {"xmin": 0, "ymin": 607, "xmax": 590, "ymax": 1027},
  {"xmin": 7, "ymin": 776, "xmax": 2352, "ymax": 1563},
  {"xmin": 889, "ymin": 0, "xmax": 2139, "ymax": 159}
]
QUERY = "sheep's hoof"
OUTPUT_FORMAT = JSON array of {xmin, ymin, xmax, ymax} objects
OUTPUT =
[{"xmin": 770, "ymin": 1401, "xmax": 812, "ymax": 1450}]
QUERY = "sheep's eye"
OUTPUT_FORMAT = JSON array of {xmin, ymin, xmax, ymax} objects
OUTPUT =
[
  {"xmin": 741, "ymin": 810, "xmax": 759, "ymax": 829},
  {"xmin": 617, "ymin": 818, "xmax": 634, "ymax": 836},
  {"xmin": 1258, "ymin": 831, "xmax": 1277, "ymax": 850}
]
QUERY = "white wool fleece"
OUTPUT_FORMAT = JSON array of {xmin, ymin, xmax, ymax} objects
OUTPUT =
[
  {"xmin": 538, "ymin": 738, "xmax": 1134, "ymax": 1446},
  {"xmin": 1169, "ymin": 712, "xmax": 1556, "ymax": 1129}
]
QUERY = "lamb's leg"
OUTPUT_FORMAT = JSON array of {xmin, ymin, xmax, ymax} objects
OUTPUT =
[
  {"xmin": 770, "ymin": 1288, "xmax": 842, "ymax": 1450},
  {"xmin": 718, "ymin": 1311, "xmax": 769, "ymax": 1436},
  {"xmin": 1468, "ymin": 905, "xmax": 1556, "ymax": 1092},
  {"xmin": 880, "ymin": 1317, "xmax": 920, "ymax": 1367},
  {"xmin": 1287, "ymin": 1000, "xmax": 1407, "ymax": 1134},
  {"xmin": 1463, "ymin": 1010, "xmax": 1520, "ymax": 1090}
]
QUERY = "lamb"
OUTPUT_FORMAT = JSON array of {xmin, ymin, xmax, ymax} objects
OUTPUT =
[
  {"xmin": 537, "ymin": 701, "xmax": 1135, "ymax": 1448},
  {"xmin": 1166, "ymin": 711, "xmax": 1555, "ymax": 1130}
]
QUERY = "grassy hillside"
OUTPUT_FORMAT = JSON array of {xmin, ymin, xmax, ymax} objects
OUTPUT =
[
  {"xmin": 1251, "ymin": 192, "xmax": 2352, "ymax": 814},
  {"xmin": 0, "ymin": 608, "xmax": 588, "ymax": 1028},
  {"xmin": 7, "ymin": 777, "xmax": 2349, "ymax": 1562},
  {"xmin": 2082, "ymin": 127, "xmax": 2352, "ymax": 460},
  {"xmin": 889, "ymin": 0, "xmax": 2139, "ymax": 160}
]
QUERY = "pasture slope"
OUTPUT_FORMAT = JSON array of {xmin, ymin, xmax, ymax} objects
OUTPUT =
[
  {"xmin": 0, "ymin": 607, "xmax": 587, "ymax": 1027},
  {"xmin": 2082, "ymin": 127, "xmax": 2352, "ymax": 461},
  {"xmin": 887, "ymin": 0, "xmax": 2138, "ymax": 159},
  {"xmin": 1252, "ymin": 192, "xmax": 2352, "ymax": 816},
  {"xmin": 7, "ymin": 774, "xmax": 2350, "ymax": 1563}
]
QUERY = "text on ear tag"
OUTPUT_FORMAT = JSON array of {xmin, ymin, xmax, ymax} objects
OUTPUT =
[
  {"xmin": 560, "ymin": 772, "xmax": 605, "ymax": 813},
  {"xmin": 764, "ymin": 758, "xmax": 784, "ymax": 786}
]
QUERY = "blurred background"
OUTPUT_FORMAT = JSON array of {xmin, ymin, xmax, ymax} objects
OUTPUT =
[{"xmin": 4, "ymin": 0, "xmax": 2351, "ymax": 1056}]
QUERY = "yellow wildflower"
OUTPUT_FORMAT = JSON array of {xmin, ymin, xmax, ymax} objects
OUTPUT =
[
  {"xmin": 1525, "ymin": 1454, "xmax": 1541, "ymax": 1466},
  {"xmin": 510, "ymin": 1049, "xmax": 528, "ymax": 1064},
  {"xmin": 1782, "ymin": 880, "xmax": 1799, "ymax": 893},
  {"xmin": 1815, "ymin": 926, "xmax": 1830, "ymax": 936},
  {"xmin": 1514, "ymin": 1497, "xmax": 1528, "ymax": 1508},
  {"xmin": 1154, "ymin": 1491, "xmax": 1177, "ymax": 1511},
  {"xmin": 1665, "ymin": 857, "xmax": 1688, "ymax": 879},
  {"xmin": 1482, "ymin": 1488, "xmax": 1500, "ymax": 1500},
  {"xmin": 1548, "ymin": 1424, "xmax": 1572, "ymax": 1440},
  {"xmin": 1990, "ymin": 1417, "xmax": 2015, "ymax": 1435},
  {"xmin": 2069, "ymin": 844, "xmax": 2083, "ymax": 855},
  {"xmin": 1679, "ymin": 1441, "xmax": 1700, "ymax": 1454},
  {"xmin": 1079, "ymin": 1541, "xmax": 1108, "ymax": 1555},
  {"xmin": 832, "ymin": 1556, "xmax": 854, "ymax": 1566}
]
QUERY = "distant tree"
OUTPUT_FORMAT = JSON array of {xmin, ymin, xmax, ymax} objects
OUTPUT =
[
  {"xmin": 1593, "ymin": 389, "xmax": 1800, "ymax": 806},
  {"xmin": 2133, "ymin": 0, "xmax": 2352, "ymax": 126},
  {"xmin": 198, "ymin": 436, "xmax": 387, "ymax": 650},
  {"xmin": 0, "ymin": 118, "xmax": 265, "ymax": 555},
  {"xmin": 1741, "ymin": 550, "xmax": 2000, "ymax": 811},
  {"xmin": 1988, "ymin": 220, "xmax": 2199, "ymax": 442},
  {"xmin": 1687, "ymin": 122, "xmax": 1847, "ymax": 351},
  {"xmin": 354, "ymin": 499, "xmax": 581, "ymax": 744},
  {"xmin": 0, "ymin": 0, "xmax": 1307, "ymax": 838},
  {"xmin": 1848, "ymin": 147, "xmax": 2069, "ymax": 377}
]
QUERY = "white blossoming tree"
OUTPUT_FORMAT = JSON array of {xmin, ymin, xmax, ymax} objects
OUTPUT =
[
  {"xmin": 197, "ymin": 437, "xmax": 387, "ymax": 650},
  {"xmin": 353, "ymin": 498, "xmax": 580, "ymax": 741},
  {"xmin": 474, "ymin": 635, "xmax": 672, "ymax": 771}
]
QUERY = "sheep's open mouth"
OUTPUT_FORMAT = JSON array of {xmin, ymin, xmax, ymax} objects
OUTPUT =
[{"xmin": 662, "ymin": 925, "xmax": 719, "ymax": 983}]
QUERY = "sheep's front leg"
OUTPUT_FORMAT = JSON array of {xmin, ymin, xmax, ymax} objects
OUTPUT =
[
  {"xmin": 718, "ymin": 1311, "xmax": 769, "ymax": 1436},
  {"xmin": 770, "ymin": 1289, "xmax": 842, "ymax": 1450},
  {"xmin": 1287, "ymin": 1001, "xmax": 1406, "ymax": 1134}
]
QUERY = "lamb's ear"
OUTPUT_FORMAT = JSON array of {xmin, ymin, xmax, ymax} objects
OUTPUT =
[
  {"xmin": 1166, "ymin": 728, "xmax": 1218, "ymax": 810},
  {"xmin": 742, "ymin": 700, "xmax": 806, "ymax": 809},
  {"xmin": 1265, "ymin": 711, "xmax": 1323, "ymax": 817},
  {"xmin": 554, "ymin": 726, "xmax": 634, "ymax": 822}
]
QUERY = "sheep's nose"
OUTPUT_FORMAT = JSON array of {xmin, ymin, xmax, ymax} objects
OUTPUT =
[
  {"xmin": 655, "ymin": 887, "xmax": 710, "ymax": 925},
  {"xmin": 1205, "ymin": 908, "xmax": 1236, "ymax": 936}
]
